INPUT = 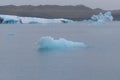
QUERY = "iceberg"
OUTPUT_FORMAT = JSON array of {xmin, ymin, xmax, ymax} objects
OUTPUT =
[
  {"xmin": 84, "ymin": 11, "xmax": 113, "ymax": 23},
  {"xmin": 0, "ymin": 14, "xmax": 73, "ymax": 24},
  {"xmin": 19, "ymin": 17, "xmax": 73, "ymax": 24},
  {"xmin": 37, "ymin": 36, "xmax": 87, "ymax": 51},
  {"xmin": 0, "ymin": 15, "xmax": 20, "ymax": 24}
]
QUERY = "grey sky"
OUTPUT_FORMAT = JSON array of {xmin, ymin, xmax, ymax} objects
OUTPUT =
[{"xmin": 0, "ymin": 0, "xmax": 119, "ymax": 10}]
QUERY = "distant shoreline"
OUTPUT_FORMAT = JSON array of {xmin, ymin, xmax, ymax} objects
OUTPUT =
[{"xmin": 0, "ymin": 5, "xmax": 120, "ymax": 21}]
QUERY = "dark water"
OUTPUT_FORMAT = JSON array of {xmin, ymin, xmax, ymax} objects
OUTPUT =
[{"xmin": 0, "ymin": 22, "xmax": 120, "ymax": 80}]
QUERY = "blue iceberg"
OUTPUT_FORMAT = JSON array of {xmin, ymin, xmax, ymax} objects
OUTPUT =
[
  {"xmin": 0, "ymin": 15, "xmax": 20, "ymax": 24},
  {"xmin": 0, "ymin": 14, "xmax": 73, "ymax": 24},
  {"xmin": 84, "ymin": 11, "xmax": 113, "ymax": 23},
  {"xmin": 38, "ymin": 36, "xmax": 87, "ymax": 51}
]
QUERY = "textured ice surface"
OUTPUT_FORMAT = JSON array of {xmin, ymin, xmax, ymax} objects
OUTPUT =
[
  {"xmin": 0, "ymin": 15, "xmax": 20, "ymax": 24},
  {"xmin": 19, "ymin": 17, "xmax": 73, "ymax": 24},
  {"xmin": 0, "ymin": 14, "xmax": 73, "ymax": 24},
  {"xmin": 84, "ymin": 11, "xmax": 113, "ymax": 23},
  {"xmin": 38, "ymin": 36, "xmax": 87, "ymax": 51}
]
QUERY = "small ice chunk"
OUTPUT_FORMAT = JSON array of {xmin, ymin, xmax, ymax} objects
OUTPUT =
[{"xmin": 37, "ymin": 36, "xmax": 87, "ymax": 51}]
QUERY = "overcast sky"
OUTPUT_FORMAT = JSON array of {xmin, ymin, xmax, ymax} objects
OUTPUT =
[{"xmin": 0, "ymin": 0, "xmax": 119, "ymax": 10}]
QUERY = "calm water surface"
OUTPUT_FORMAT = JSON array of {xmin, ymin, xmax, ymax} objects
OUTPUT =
[{"xmin": 0, "ymin": 22, "xmax": 120, "ymax": 80}]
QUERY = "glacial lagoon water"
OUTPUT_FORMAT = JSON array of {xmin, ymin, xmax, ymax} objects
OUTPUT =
[{"xmin": 0, "ymin": 22, "xmax": 120, "ymax": 80}]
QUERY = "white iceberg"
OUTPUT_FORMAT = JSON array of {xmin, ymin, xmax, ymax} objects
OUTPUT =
[
  {"xmin": 38, "ymin": 36, "xmax": 87, "ymax": 51},
  {"xmin": 19, "ymin": 17, "xmax": 73, "ymax": 24},
  {"xmin": 84, "ymin": 11, "xmax": 113, "ymax": 23},
  {"xmin": 0, "ymin": 14, "xmax": 20, "ymax": 24},
  {"xmin": 0, "ymin": 14, "xmax": 73, "ymax": 24}
]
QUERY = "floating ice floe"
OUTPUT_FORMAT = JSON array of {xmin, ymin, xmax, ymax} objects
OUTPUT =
[
  {"xmin": 37, "ymin": 36, "xmax": 87, "ymax": 51},
  {"xmin": 0, "ymin": 14, "xmax": 73, "ymax": 24},
  {"xmin": 84, "ymin": 11, "xmax": 113, "ymax": 23},
  {"xmin": 19, "ymin": 17, "xmax": 73, "ymax": 24}
]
